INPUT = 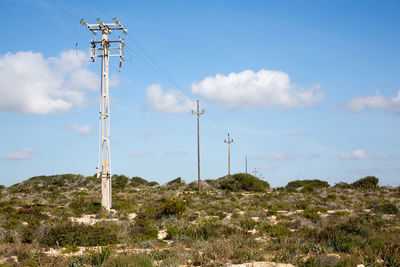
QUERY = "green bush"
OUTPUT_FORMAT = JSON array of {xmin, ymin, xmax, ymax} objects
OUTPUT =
[
  {"xmin": 132, "ymin": 176, "xmax": 148, "ymax": 185},
  {"xmin": 69, "ymin": 200, "xmax": 101, "ymax": 216},
  {"xmin": 259, "ymin": 223, "xmax": 290, "ymax": 238},
  {"xmin": 130, "ymin": 219, "xmax": 158, "ymax": 240},
  {"xmin": 112, "ymin": 174, "xmax": 130, "ymax": 191},
  {"xmin": 286, "ymin": 179, "xmax": 329, "ymax": 189},
  {"xmin": 373, "ymin": 203, "xmax": 398, "ymax": 214},
  {"xmin": 147, "ymin": 181, "xmax": 159, "ymax": 187},
  {"xmin": 300, "ymin": 184, "xmax": 315, "ymax": 194},
  {"xmin": 352, "ymin": 176, "xmax": 379, "ymax": 189},
  {"xmin": 105, "ymin": 254, "xmax": 154, "ymax": 267},
  {"xmin": 158, "ymin": 197, "xmax": 186, "ymax": 217},
  {"xmin": 219, "ymin": 173, "xmax": 270, "ymax": 192},
  {"xmin": 167, "ymin": 177, "xmax": 185, "ymax": 185},
  {"xmin": 87, "ymin": 247, "xmax": 113, "ymax": 267},
  {"xmin": 40, "ymin": 223, "xmax": 118, "ymax": 247},
  {"xmin": 166, "ymin": 226, "xmax": 179, "ymax": 240}
]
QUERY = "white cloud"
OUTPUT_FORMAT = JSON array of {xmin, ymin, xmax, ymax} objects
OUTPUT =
[
  {"xmin": 146, "ymin": 84, "xmax": 196, "ymax": 114},
  {"xmin": 191, "ymin": 69, "xmax": 323, "ymax": 109},
  {"xmin": 129, "ymin": 151, "xmax": 152, "ymax": 157},
  {"xmin": 3, "ymin": 148, "xmax": 36, "ymax": 160},
  {"xmin": 345, "ymin": 90, "xmax": 400, "ymax": 114},
  {"xmin": 0, "ymin": 50, "xmax": 100, "ymax": 114},
  {"xmin": 340, "ymin": 149, "xmax": 368, "ymax": 160},
  {"xmin": 259, "ymin": 153, "xmax": 303, "ymax": 161},
  {"xmin": 65, "ymin": 124, "xmax": 92, "ymax": 136},
  {"xmin": 258, "ymin": 164, "xmax": 276, "ymax": 170},
  {"xmin": 284, "ymin": 131, "xmax": 306, "ymax": 136},
  {"xmin": 142, "ymin": 129, "xmax": 164, "ymax": 138}
]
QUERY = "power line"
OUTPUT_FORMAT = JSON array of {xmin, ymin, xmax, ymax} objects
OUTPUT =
[
  {"xmin": 66, "ymin": 0, "xmax": 97, "ymax": 20},
  {"xmin": 43, "ymin": 0, "xmax": 80, "ymax": 20},
  {"xmin": 84, "ymin": 0, "xmax": 113, "ymax": 20}
]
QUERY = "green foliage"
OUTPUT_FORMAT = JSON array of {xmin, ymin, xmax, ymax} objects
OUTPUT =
[
  {"xmin": 286, "ymin": 179, "xmax": 329, "ymax": 189},
  {"xmin": 131, "ymin": 176, "xmax": 148, "ymax": 185},
  {"xmin": 219, "ymin": 173, "xmax": 270, "ymax": 192},
  {"xmin": 167, "ymin": 177, "xmax": 184, "ymax": 185},
  {"xmin": 158, "ymin": 197, "xmax": 186, "ymax": 217},
  {"xmin": 303, "ymin": 210, "xmax": 321, "ymax": 223},
  {"xmin": 87, "ymin": 247, "xmax": 113, "ymax": 267},
  {"xmin": 373, "ymin": 203, "xmax": 398, "ymax": 214},
  {"xmin": 69, "ymin": 200, "xmax": 101, "ymax": 216},
  {"xmin": 130, "ymin": 219, "xmax": 158, "ymax": 240},
  {"xmin": 112, "ymin": 174, "xmax": 130, "ymax": 191},
  {"xmin": 352, "ymin": 176, "xmax": 379, "ymax": 189},
  {"xmin": 40, "ymin": 223, "xmax": 118, "ymax": 247},
  {"xmin": 258, "ymin": 223, "xmax": 290, "ymax": 238},
  {"xmin": 334, "ymin": 182, "xmax": 351, "ymax": 189},
  {"xmin": 166, "ymin": 226, "xmax": 179, "ymax": 240},
  {"xmin": 300, "ymin": 184, "xmax": 315, "ymax": 194},
  {"xmin": 147, "ymin": 181, "xmax": 159, "ymax": 186},
  {"xmin": 105, "ymin": 254, "xmax": 154, "ymax": 267}
]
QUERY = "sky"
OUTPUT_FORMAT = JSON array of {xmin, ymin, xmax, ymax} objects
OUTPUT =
[{"xmin": 1, "ymin": 0, "xmax": 400, "ymax": 187}]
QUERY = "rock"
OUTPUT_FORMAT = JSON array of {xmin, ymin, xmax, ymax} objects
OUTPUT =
[{"xmin": 320, "ymin": 253, "xmax": 341, "ymax": 266}]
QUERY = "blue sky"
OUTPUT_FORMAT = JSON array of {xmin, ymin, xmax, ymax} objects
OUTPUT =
[{"xmin": 1, "ymin": 0, "xmax": 400, "ymax": 187}]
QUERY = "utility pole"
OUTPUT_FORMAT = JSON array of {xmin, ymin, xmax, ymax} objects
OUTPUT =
[
  {"xmin": 253, "ymin": 167, "xmax": 258, "ymax": 178},
  {"xmin": 192, "ymin": 100, "xmax": 204, "ymax": 191},
  {"xmin": 81, "ymin": 18, "xmax": 126, "ymax": 211},
  {"xmin": 245, "ymin": 155, "xmax": 248, "ymax": 174},
  {"xmin": 224, "ymin": 133, "xmax": 233, "ymax": 176}
]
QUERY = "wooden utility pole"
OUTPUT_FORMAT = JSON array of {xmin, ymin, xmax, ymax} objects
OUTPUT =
[
  {"xmin": 81, "ymin": 18, "xmax": 126, "ymax": 211},
  {"xmin": 192, "ymin": 100, "xmax": 204, "ymax": 191},
  {"xmin": 225, "ymin": 133, "xmax": 233, "ymax": 176}
]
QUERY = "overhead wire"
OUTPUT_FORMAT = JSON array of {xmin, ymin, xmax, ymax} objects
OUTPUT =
[{"xmin": 43, "ymin": 0, "xmax": 80, "ymax": 20}]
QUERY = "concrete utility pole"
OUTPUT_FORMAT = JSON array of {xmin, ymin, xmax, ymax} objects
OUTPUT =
[
  {"xmin": 192, "ymin": 100, "xmax": 204, "ymax": 191},
  {"xmin": 225, "ymin": 133, "xmax": 233, "ymax": 176},
  {"xmin": 253, "ymin": 168, "xmax": 258, "ymax": 178},
  {"xmin": 81, "ymin": 18, "xmax": 126, "ymax": 211},
  {"xmin": 245, "ymin": 155, "xmax": 248, "ymax": 174}
]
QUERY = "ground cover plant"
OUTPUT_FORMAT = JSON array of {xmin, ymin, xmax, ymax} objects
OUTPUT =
[{"xmin": 0, "ymin": 174, "xmax": 399, "ymax": 266}]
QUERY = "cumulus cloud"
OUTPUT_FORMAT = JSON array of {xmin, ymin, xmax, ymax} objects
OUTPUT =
[
  {"xmin": 191, "ymin": 69, "xmax": 323, "ymax": 109},
  {"xmin": 146, "ymin": 84, "xmax": 196, "ymax": 113},
  {"xmin": 0, "ymin": 50, "xmax": 100, "ymax": 114},
  {"xmin": 65, "ymin": 124, "xmax": 92, "ymax": 136},
  {"xmin": 340, "ymin": 149, "xmax": 368, "ymax": 160},
  {"xmin": 345, "ymin": 90, "xmax": 400, "ymax": 114},
  {"xmin": 3, "ymin": 148, "xmax": 36, "ymax": 160},
  {"xmin": 259, "ymin": 153, "xmax": 303, "ymax": 161}
]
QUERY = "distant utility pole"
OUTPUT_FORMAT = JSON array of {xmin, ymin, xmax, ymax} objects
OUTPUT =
[
  {"xmin": 192, "ymin": 100, "xmax": 204, "ymax": 191},
  {"xmin": 81, "ymin": 18, "xmax": 126, "ymax": 211},
  {"xmin": 225, "ymin": 133, "xmax": 233, "ymax": 176},
  {"xmin": 253, "ymin": 168, "xmax": 258, "ymax": 178},
  {"xmin": 245, "ymin": 155, "xmax": 248, "ymax": 174}
]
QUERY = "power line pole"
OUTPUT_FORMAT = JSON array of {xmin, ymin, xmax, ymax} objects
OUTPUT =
[
  {"xmin": 245, "ymin": 155, "xmax": 248, "ymax": 174},
  {"xmin": 192, "ymin": 100, "xmax": 204, "ymax": 191},
  {"xmin": 253, "ymin": 167, "xmax": 258, "ymax": 178},
  {"xmin": 225, "ymin": 133, "xmax": 233, "ymax": 176},
  {"xmin": 81, "ymin": 18, "xmax": 126, "ymax": 211}
]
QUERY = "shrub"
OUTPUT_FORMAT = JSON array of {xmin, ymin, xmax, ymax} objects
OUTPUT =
[
  {"xmin": 105, "ymin": 254, "xmax": 154, "ymax": 267},
  {"xmin": 112, "ymin": 174, "xmax": 130, "ymax": 191},
  {"xmin": 373, "ymin": 203, "xmax": 398, "ymax": 214},
  {"xmin": 259, "ymin": 223, "xmax": 290, "ymax": 238},
  {"xmin": 147, "ymin": 181, "xmax": 159, "ymax": 187},
  {"xmin": 166, "ymin": 226, "xmax": 179, "ymax": 240},
  {"xmin": 132, "ymin": 176, "xmax": 148, "ymax": 185},
  {"xmin": 352, "ymin": 176, "xmax": 379, "ymax": 189},
  {"xmin": 40, "ymin": 223, "xmax": 118, "ymax": 247},
  {"xmin": 69, "ymin": 201, "xmax": 101, "ymax": 216},
  {"xmin": 167, "ymin": 177, "xmax": 185, "ymax": 185},
  {"xmin": 219, "ymin": 173, "xmax": 270, "ymax": 192},
  {"xmin": 300, "ymin": 184, "xmax": 315, "ymax": 194},
  {"xmin": 286, "ymin": 179, "xmax": 329, "ymax": 189},
  {"xmin": 87, "ymin": 247, "xmax": 113, "ymax": 267},
  {"xmin": 130, "ymin": 219, "xmax": 158, "ymax": 240},
  {"xmin": 158, "ymin": 197, "xmax": 186, "ymax": 217}
]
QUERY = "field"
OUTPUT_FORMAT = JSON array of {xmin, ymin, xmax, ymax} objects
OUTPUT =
[{"xmin": 0, "ymin": 174, "xmax": 399, "ymax": 266}]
